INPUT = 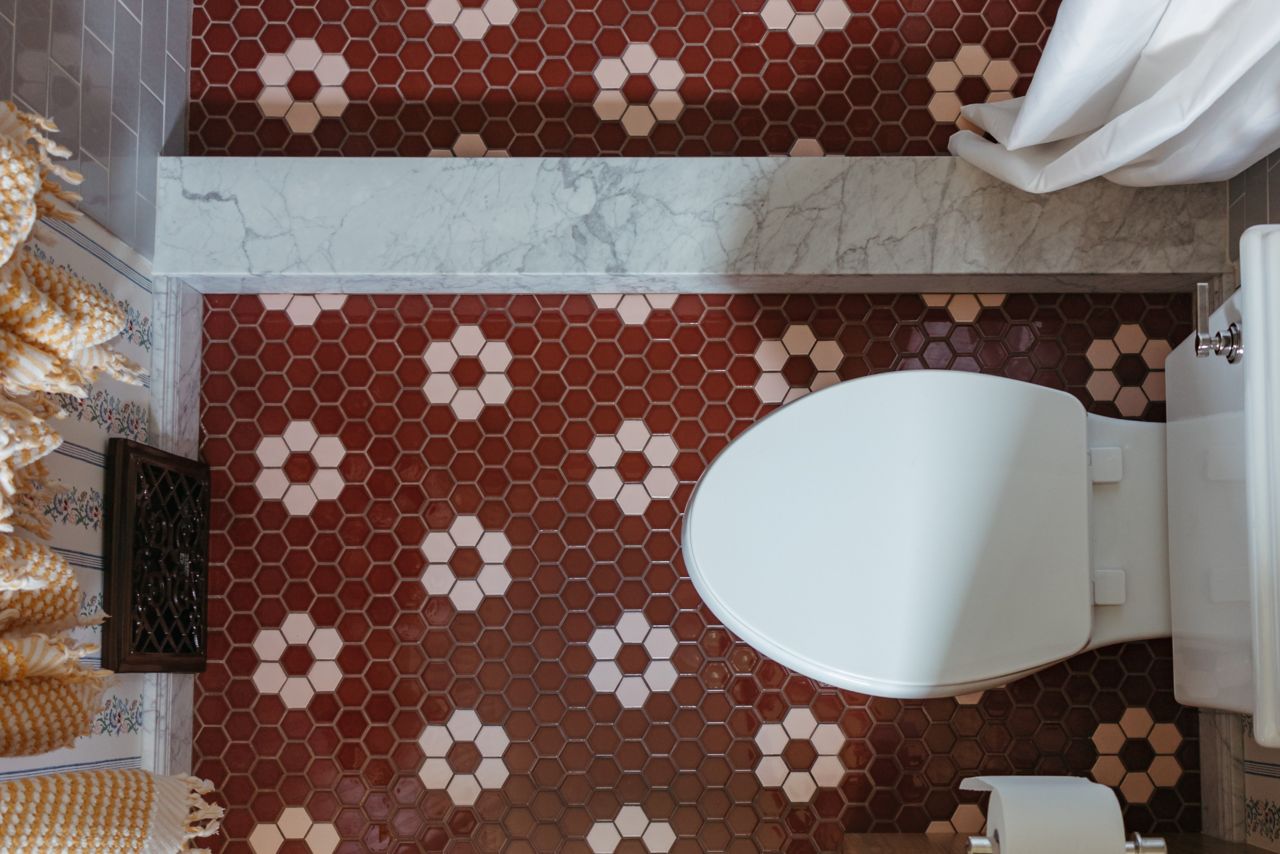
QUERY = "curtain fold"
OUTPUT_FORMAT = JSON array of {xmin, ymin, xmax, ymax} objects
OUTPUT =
[{"xmin": 949, "ymin": 0, "xmax": 1280, "ymax": 192}]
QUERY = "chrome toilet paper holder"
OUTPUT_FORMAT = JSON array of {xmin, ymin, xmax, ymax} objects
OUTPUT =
[{"xmin": 967, "ymin": 831, "xmax": 1167, "ymax": 854}]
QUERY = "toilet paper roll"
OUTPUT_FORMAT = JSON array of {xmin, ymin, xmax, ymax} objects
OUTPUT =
[{"xmin": 959, "ymin": 776, "xmax": 1127, "ymax": 854}]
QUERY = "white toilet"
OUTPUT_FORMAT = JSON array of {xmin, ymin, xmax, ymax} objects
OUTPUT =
[{"xmin": 683, "ymin": 226, "xmax": 1280, "ymax": 743}]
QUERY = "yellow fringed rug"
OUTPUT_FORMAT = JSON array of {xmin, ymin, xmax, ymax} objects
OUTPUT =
[
  {"xmin": 0, "ymin": 670, "xmax": 110, "ymax": 756},
  {"xmin": 0, "ymin": 533, "xmax": 84, "ymax": 633},
  {"xmin": 0, "ymin": 100, "xmax": 81, "ymax": 269},
  {"xmin": 0, "ymin": 769, "xmax": 223, "ymax": 853},
  {"xmin": 0, "ymin": 532, "xmax": 109, "ymax": 757}
]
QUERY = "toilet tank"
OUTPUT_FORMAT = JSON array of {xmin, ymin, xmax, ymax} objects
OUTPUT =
[{"xmin": 1167, "ymin": 225, "xmax": 1280, "ymax": 745}]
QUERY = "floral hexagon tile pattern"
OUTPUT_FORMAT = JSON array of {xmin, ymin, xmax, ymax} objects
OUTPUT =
[
  {"xmin": 190, "ymin": 0, "xmax": 1060, "ymax": 156},
  {"xmin": 248, "ymin": 805, "xmax": 341, "ymax": 854},
  {"xmin": 200, "ymin": 292, "xmax": 1199, "ymax": 853}
]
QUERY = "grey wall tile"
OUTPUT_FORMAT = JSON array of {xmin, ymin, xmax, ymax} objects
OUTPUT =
[
  {"xmin": 1243, "ymin": 158, "xmax": 1269, "ymax": 229},
  {"xmin": 49, "ymin": 0, "xmax": 82, "ymax": 78},
  {"xmin": 0, "ymin": 16, "xmax": 15, "ymax": 102},
  {"xmin": 107, "ymin": 114, "xmax": 137, "ymax": 246},
  {"xmin": 1229, "ymin": 198, "xmax": 1244, "ymax": 262},
  {"xmin": 1269, "ymin": 161, "xmax": 1280, "ymax": 229},
  {"xmin": 46, "ymin": 61, "xmax": 79, "ymax": 170},
  {"xmin": 160, "ymin": 53, "xmax": 184, "ymax": 155},
  {"xmin": 78, "ymin": 152, "xmax": 109, "ymax": 225},
  {"xmin": 6, "ymin": 0, "xmax": 188, "ymax": 260},
  {"xmin": 136, "ymin": 87, "xmax": 161, "ymax": 202},
  {"xmin": 1228, "ymin": 147, "xmax": 1280, "ymax": 263},
  {"xmin": 134, "ymin": 196, "xmax": 154, "ymax": 258},
  {"xmin": 110, "ymin": 0, "xmax": 139, "ymax": 129},
  {"xmin": 139, "ymin": 0, "xmax": 163, "ymax": 95},
  {"xmin": 82, "ymin": 0, "xmax": 110, "ymax": 43},
  {"xmin": 165, "ymin": 0, "xmax": 187, "ymax": 67},
  {"xmin": 1228, "ymin": 170, "xmax": 1247, "ymax": 206},
  {"xmin": 13, "ymin": 0, "xmax": 52, "ymax": 113},
  {"xmin": 79, "ymin": 27, "xmax": 110, "ymax": 162}
]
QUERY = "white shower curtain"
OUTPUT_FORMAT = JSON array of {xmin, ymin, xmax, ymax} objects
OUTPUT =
[{"xmin": 948, "ymin": 0, "xmax": 1280, "ymax": 192}]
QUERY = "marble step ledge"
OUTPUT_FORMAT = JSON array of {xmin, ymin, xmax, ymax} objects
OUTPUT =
[{"xmin": 154, "ymin": 156, "xmax": 1226, "ymax": 293}]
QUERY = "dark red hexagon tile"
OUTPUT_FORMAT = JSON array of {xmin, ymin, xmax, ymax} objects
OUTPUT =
[
  {"xmin": 190, "ymin": 0, "xmax": 1061, "ymax": 156},
  {"xmin": 199, "ymin": 292, "xmax": 1197, "ymax": 854}
]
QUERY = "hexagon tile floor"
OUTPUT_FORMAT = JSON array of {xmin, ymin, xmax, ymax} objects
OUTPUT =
[
  {"xmin": 199, "ymin": 292, "xmax": 1199, "ymax": 854},
  {"xmin": 190, "ymin": 0, "xmax": 1059, "ymax": 156}
]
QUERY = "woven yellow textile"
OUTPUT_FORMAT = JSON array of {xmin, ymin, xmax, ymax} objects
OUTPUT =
[
  {"xmin": 0, "ymin": 101, "xmax": 81, "ymax": 269},
  {"xmin": 0, "ymin": 769, "xmax": 223, "ymax": 853},
  {"xmin": 0, "ymin": 107, "xmax": 42, "ymax": 269},
  {"xmin": 0, "ymin": 255, "xmax": 84, "ymax": 358},
  {"xmin": 0, "ymin": 398, "xmax": 60, "ymax": 471},
  {"xmin": 19, "ymin": 250, "xmax": 125, "ymax": 350},
  {"xmin": 0, "ymin": 459, "xmax": 53, "ymax": 538},
  {"xmin": 0, "ymin": 325, "xmax": 83, "ymax": 397},
  {"xmin": 0, "ymin": 632, "xmax": 92, "ymax": 681},
  {"xmin": 5, "ymin": 390, "xmax": 63, "ymax": 420},
  {"xmin": 0, "ymin": 670, "xmax": 109, "ymax": 755},
  {"xmin": 72, "ymin": 340, "xmax": 145, "ymax": 387},
  {"xmin": 0, "ymin": 253, "xmax": 142, "ymax": 393},
  {"xmin": 0, "ymin": 533, "xmax": 81, "ymax": 632},
  {"xmin": 0, "ymin": 393, "xmax": 56, "ymax": 537}
]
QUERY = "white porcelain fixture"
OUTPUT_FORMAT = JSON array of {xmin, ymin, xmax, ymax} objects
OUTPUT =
[{"xmin": 683, "ymin": 225, "xmax": 1280, "ymax": 739}]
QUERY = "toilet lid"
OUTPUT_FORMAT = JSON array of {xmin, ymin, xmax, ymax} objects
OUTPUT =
[{"xmin": 683, "ymin": 371, "xmax": 1093, "ymax": 698}]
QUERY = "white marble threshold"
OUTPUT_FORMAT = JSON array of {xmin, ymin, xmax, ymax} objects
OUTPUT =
[
  {"xmin": 178, "ymin": 272, "xmax": 1204, "ymax": 294},
  {"xmin": 155, "ymin": 156, "xmax": 1225, "ymax": 293}
]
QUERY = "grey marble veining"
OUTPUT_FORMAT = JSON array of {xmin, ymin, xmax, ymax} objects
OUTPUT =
[
  {"xmin": 155, "ymin": 156, "xmax": 1225, "ymax": 291},
  {"xmin": 143, "ymin": 275, "xmax": 201, "ymax": 777},
  {"xmin": 149, "ymin": 276, "xmax": 202, "ymax": 459},
  {"xmin": 1199, "ymin": 710, "xmax": 1247, "ymax": 842}
]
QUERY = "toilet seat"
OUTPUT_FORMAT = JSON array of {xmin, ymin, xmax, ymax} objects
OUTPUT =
[{"xmin": 682, "ymin": 371, "xmax": 1095, "ymax": 698}]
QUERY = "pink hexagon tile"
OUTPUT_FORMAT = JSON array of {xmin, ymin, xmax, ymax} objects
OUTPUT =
[
  {"xmin": 422, "ymin": 324, "xmax": 514, "ymax": 419},
  {"xmin": 1091, "ymin": 708, "xmax": 1185, "ymax": 805},
  {"xmin": 1086, "ymin": 322, "xmax": 1169, "ymax": 417},
  {"xmin": 248, "ymin": 806, "xmax": 340, "ymax": 854},
  {"xmin": 587, "ymin": 610, "xmax": 679, "ymax": 709},
  {"xmin": 258, "ymin": 294, "xmax": 348, "ymax": 326},
  {"xmin": 417, "ymin": 709, "xmax": 513, "ymax": 806},
  {"xmin": 754, "ymin": 709, "xmax": 846, "ymax": 802},
  {"xmin": 420, "ymin": 514, "xmax": 513, "ymax": 611},
  {"xmin": 587, "ymin": 420, "xmax": 679, "ymax": 515},
  {"xmin": 253, "ymin": 419, "xmax": 347, "ymax": 514},
  {"xmin": 253, "ymin": 38, "xmax": 351, "ymax": 133},
  {"xmin": 752, "ymin": 322, "xmax": 843, "ymax": 404},
  {"xmin": 251, "ymin": 613, "xmax": 344, "ymax": 710},
  {"xmin": 589, "ymin": 804, "xmax": 677, "ymax": 854}
]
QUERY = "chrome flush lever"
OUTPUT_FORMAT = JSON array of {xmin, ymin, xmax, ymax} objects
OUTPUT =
[{"xmin": 1194, "ymin": 281, "xmax": 1243, "ymax": 363}]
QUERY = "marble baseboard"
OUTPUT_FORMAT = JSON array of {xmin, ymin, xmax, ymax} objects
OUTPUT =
[
  {"xmin": 142, "ymin": 673, "xmax": 194, "ymax": 776},
  {"xmin": 1201, "ymin": 710, "xmax": 1247, "ymax": 843},
  {"xmin": 142, "ymin": 275, "xmax": 203, "ymax": 777},
  {"xmin": 150, "ymin": 276, "xmax": 203, "ymax": 459},
  {"xmin": 176, "ymin": 272, "xmax": 1205, "ymax": 294},
  {"xmin": 155, "ymin": 156, "xmax": 1225, "ymax": 291}
]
